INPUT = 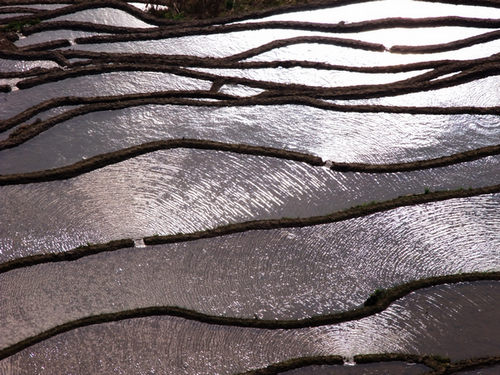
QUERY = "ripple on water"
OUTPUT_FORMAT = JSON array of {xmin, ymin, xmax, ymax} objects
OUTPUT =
[
  {"xmin": 2, "ymin": 148, "xmax": 500, "ymax": 260},
  {"xmin": 14, "ymin": 30, "xmax": 108, "ymax": 48},
  {"xmin": 2, "ymin": 316, "xmax": 320, "ymax": 374},
  {"xmin": 69, "ymin": 29, "xmax": 330, "ymax": 57},
  {"xmin": 50, "ymin": 8, "xmax": 156, "ymax": 28},
  {"xmin": 308, "ymin": 282, "xmax": 500, "ymax": 361},
  {"xmin": 2, "ymin": 104, "xmax": 500, "ymax": 174},
  {"xmin": 2, "ymin": 282, "xmax": 499, "ymax": 373},
  {"xmin": 192, "ymin": 66, "xmax": 429, "ymax": 87},
  {"xmin": 1, "ymin": 194, "xmax": 499, "ymax": 349},
  {"xmin": 0, "ymin": 71, "xmax": 211, "ymax": 119},
  {"xmin": 245, "ymin": 37, "xmax": 500, "ymax": 67},
  {"xmin": 459, "ymin": 366, "xmax": 500, "ymax": 375},
  {"xmin": 331, "ymin": 75, "xmax": 500, "ymax": 108}
]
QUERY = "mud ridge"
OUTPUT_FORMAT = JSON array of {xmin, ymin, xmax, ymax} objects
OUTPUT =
[
  {"xmin": 236, "ymin": 356, "xmax": 345, "ymax": 374},
  {"xmin": 237, "ymin": 354, "xmax": 446, "ymax": 374},
  {"xmin": 3, "ymin": 45, "xmax": 500, "ymax": 100},
  {"xmin": 2, "ymin": 140, "xmax": 500, "ymax": 186},
  {"xmin": 0, "ymin": 0, "xmax": 167, "ymax": 27},
  {"xmin": 68, "ymin": 16, "xmax": 500, "ymax": 45},
  {"xmin": 0, "ymin": 139, "xmax": 325, "ymax": 185},
  {"xmin": 391, "ymin": 29, "xmax": 500, "ymax": 54},
  {"xmin": 0, "ymin": 274, "xmax": 498, "ymax": 361},
  {"xmin": 0, "ymin": 0, "xmax": 375, "ymax": 30},
  {"xmin": 1, "ymin": 186, "xmax": 499, "ymax": 274},
  {"xmin": 19, "ymin": 17, "xmax": 500, "ymax": 41},
  {"xmin": 143, "ymin": 185, "xmax": 500, "ymax": 247},
  {"xmin": 0, "ymin": 93, "xmax": 242, "ymax": 143},
  {"xmin": 418, "ymin": 0, "xmax": 500, "ymax": 10},
  {"xmin": 4, "ymin": 0, "xmax": 500, "ymax": 30},
  {"xmin": 237, "ymin": 354, "xmax": 500, "ymax": 374},
  {"xmin": 0, "ymin": 239, "xmax": 134, "ymax": 275},
  {"xmin": 4, "ymin": 52, "xmax": 499, "ymax": 106},
  {"xmin": 427, "ymin": 356, "xmax": 500, "ymax": 374},
  {"xmin": 21, "ymin": 20, "xmax": 156, "ymax": 36},
  {"xmin": 0, "ymin": 7, "xmax": 39, "ymax": 14},
  {"xmin": 2, "ymin": 94, "xmax": 500, "ymax": 149},
  {"xmin": 0, "ymin": 66, "xmax": 59, "ymax": 79},
  {"xmin": 0, "ymin": 48, "xmax": 455, "ymax": 73}
]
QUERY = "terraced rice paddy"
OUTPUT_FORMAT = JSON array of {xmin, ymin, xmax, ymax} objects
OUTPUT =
[{"xmin": 1, "ymin": 0, "xmax": 500, "ymax": 373}]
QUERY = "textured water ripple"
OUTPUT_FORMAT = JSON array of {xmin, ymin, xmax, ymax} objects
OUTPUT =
[
  {"xmin": 1, "ymin": 194, "xmax": 499, "ymax": 351},
  {"xmin": 1, "ymin": 282, "xmax": 499, "ymax": 373},
  {"xmin": 2, "ymin": 107, "xmax": 500, "ymax": 173},
  {"xmin": 1, "ymin": 149, "xmax": 500, "ymax": 260},
  {"xmin": 2, "ymin": 0, "xmax": 500, "ymax": 373}
]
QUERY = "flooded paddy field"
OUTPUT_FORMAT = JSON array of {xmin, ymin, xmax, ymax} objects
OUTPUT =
[{"xmin": 1, "ymin": 0, "xmax": 500, "ymax": 373}]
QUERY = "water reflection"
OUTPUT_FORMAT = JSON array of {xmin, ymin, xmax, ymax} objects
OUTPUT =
[
  {"xmin": 2, "ymin": 282, "xmax": 499, "ymax": 374},
  {"xmin": 1, "ymin": 149, "xmax": 500, "ymax": 260},
  {"xmin": 1, "ymin": 194, "xmax": 499, "ymax": 349},
  {"xmin": 330, "ymin": 75, "xmax": 500, "ymax": 107},
  {"xmin": 0, "ymin": 72, "xmax": 211, "ymax": 119},
  {"xmin": 193, "ymin": 66, "xmax": 429, "ymax": 87},
  {"xmin": 51, "ymin": 7, "xmax": 156, "ymax": 28},
  {"xmin": 260, "ymin": 0, "xmax": 500, "ymax": 23},
  {"xmin": 2, "ymin": 106, "xmax": 500, "ymax": 174},
  {"xmin": 2, "ymin": 0, "xmax": 500, "ymax": 372}
]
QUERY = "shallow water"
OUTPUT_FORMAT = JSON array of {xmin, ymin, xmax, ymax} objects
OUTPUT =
[
  {"xmin": 260, "ymin": 0, "xmax": 500, "ymax": 22},
  {"xmin": 0, "ymin": 72, "xmax": 211, "ymax": 119},
  {"xmin": 1, "ymin": 195, "xmax": 499, "ymax": 349},
  {"xmin": 1, "ymin": 282, "xmax": 499, "ymax": 373},
  {"xmin": 459, "ymin": 366, "xmax": 500, "ymax": 375},
  {"xmin": 330, "ymin": 75, "xmax": 500, "ymax": 107},
  {"xmin": 2, "ymin": 107, "xmax": 500, "ymax": 174},
  {"xmin": 14, "ymin": 30, "xmax": 109, "ymax": 47},
  {"xmin": 51, "ymin": 7, "xmax": 156, "ymax": 28},
  {"xmin": 2, "ymin": 149, "xmax": 500, "ymax": 260}
]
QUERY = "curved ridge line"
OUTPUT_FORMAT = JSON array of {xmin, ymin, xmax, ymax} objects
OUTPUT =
[
  {"xmin": 2, "ymin": 55, "xmax": 499, "ymax": 128},
  {"xmin": 0, "ymin": 239, "xmax": 134, "ymax": 275},
  {"xmin": 1, "ymin": 185, "xmax": 500, "ymax": 274},
  {"xmin": 0, "ymin": 0, "xmax": 169, "ymax": 26},
  {"xmin": 19, "ymin": 16, "xmax": 500, "ymax": 40},
  {"xmin": 0, "ymin": 90, "xmax": 237, "ymax": 133},
  {"xmin": 426, "ymin": 356, "xmax": 500, "ymax": 374},
  {"xmin": 2, "ymin": 95, "xmax": 500, "ymax": 150},
  {"xmin": 236, "ymin": 353, "xmax": 448, "ymax": 374},
  {"xmin": 3, "ymin": 48, "xmax": 499, "ymax": 96},
  {"xmin": 0, "ymin": 7, "xmax": 39, "ymax": 14},
  {"xmin": 328, "ymin": 144, "xmax": 500, "ymax": 172},
  {"xmin": 144, "ymin": 184, "xmax": 500, "ymax": 246},
  {"xmin": 219, "ymin": 36, "xmax": 386, "ymax": 63},
  {"xmin": 238, "ymin": 353, "xmax": 500, "ymax": 375},
  {"xmin": 0, "ymin": 0, "xmax": 380, "ymax": 29},
  {"xmin": 1, "ymin": 140, "xmax": 500, "ymax": 186},
  {"xmin": 4, "ymin": 0, "xmax": 500, "ymax": 28},
  {"xmin": 236, "ymin": 355, "xmax": 345, "ymax": 374},
  {"xmin": 0, "ymin": 139, "xmax": 325, "ymax": 185},
  {"xmin": 0, "ymin": 273, "xmax": 498, "ymax": 361},
  {"xmin": 0, "ymin": 46, "xmax": 457, "ymax": 72},
  {"xmin": 67, "ymin": 16, "xmax": 500, "ymax": 45},
  {"xmin": 7, "ymin": 60, "xmax": 432, "ymax": 91},
  {"xmin": 391, "ymin": 29, "xmax": 500, "ymax": 54},
  {"xmin": 14, "ymin": 51, "xmax": 483, "ymax": 91}
]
